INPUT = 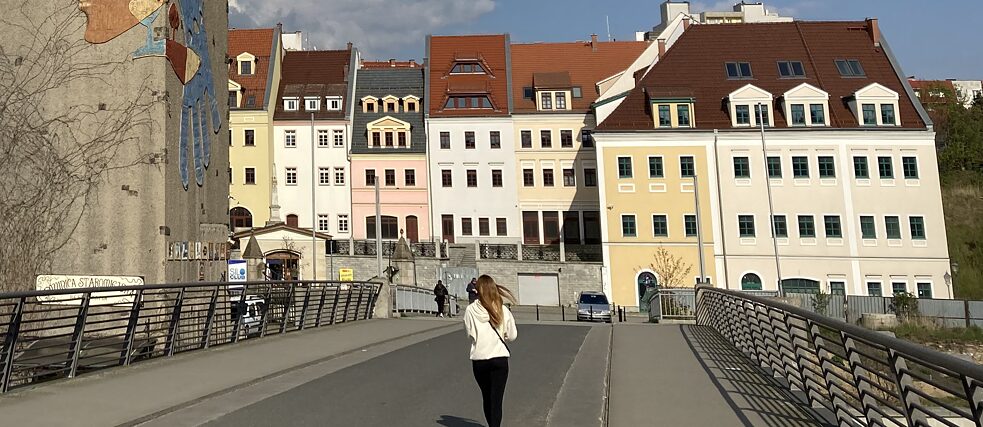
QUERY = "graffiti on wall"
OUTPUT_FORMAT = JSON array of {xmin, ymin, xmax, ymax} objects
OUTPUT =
[{"xmin": 78, "ymin": 0, "xmax": 221, "ymax": 190}]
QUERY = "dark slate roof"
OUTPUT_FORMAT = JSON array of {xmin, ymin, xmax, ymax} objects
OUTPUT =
[
  {"xmin": 351, "ymin": 68, "xmax": 426, "ymax": 154},
  {"xmin": 273, "ymin": 50, "xmax": 351, "ymax": 121}
]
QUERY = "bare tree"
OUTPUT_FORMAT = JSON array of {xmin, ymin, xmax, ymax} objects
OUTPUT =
[
  {"xmin": 647, "ymin": 247, "xmax": 693, "ymax": 288},
  {"xmin": 0, "ymin": 2, "xmax": 158, "ymax": 292}
]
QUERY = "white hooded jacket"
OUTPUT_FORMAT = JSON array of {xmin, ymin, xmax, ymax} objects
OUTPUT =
[{"xmin": 463, "ymin": 302, "xmax": 517, "ymax": 360}]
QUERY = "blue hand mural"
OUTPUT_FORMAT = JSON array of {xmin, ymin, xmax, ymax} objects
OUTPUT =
[{"xmin": 174, "ymin": 0, "xmax": 221, "ymax": 189}]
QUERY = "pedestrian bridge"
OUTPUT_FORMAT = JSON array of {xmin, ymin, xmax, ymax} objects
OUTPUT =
[{"xmin": 0, "ymin": 281, "xmax": 980, "ymax": 426}]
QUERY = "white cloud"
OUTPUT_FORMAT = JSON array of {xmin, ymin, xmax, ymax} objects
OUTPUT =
[{"xmin": 229, "ymin": 0, "xmax": 496, "ymax": 59}]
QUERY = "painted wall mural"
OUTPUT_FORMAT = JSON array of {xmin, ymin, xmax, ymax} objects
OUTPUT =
[{"xmin": 78, "ymin": 0, "xmax": 221, "ymax": 189}]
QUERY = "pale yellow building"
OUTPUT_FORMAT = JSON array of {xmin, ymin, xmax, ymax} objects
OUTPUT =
[{"xmin": 229, "ymin": 27, "xmax": 283, "ymax": 230}]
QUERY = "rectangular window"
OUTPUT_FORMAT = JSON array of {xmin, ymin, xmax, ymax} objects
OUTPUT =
[
  {"xmin": 541, "ymin": 92, "xmax": 553, "ymax": 110},
  {"xmin": 318, "ymin": 214, "xmax": 330, "ymax": 232},
  {"xmin": 680, "ymin": 156, "xmax": 695, "ymax": 178},
  {"xmin": 818, "ymin": 156, "xmax": 836, "ymax": 178},
  {"xmin": 555, "ymin": 92, "xmax": 567, "ymax": 109},
  {"xmin": 830, "ymin": 282, "xmax": 845, "ymax": 296},
  {"xmin": 543, "ymin": 211, "xmax": 560, "ymax": 244},
  {"xmin": 542, "ymin": 169, "xmax": 555, "ymax": 187},
  {"xmin": 909, "ymin": 216, "xmax": 926, "ymax": 240},
  {"xmin": 284, "ymin": 130, "xmax": 296, "ymax": 147},
  {"xmin": 523, "ymin": 169, "xmax": 535, "ymax": 187},
  {"xmin": 244, "ymin": 167, "xmax": 256, "ymax": 185},
  {"xmin": 305, "ymin": 98, "xmax": 320, "ymax": 111},
  {"xmin": 648, "ymin": 156, "xmax": 664, "ymax": 178},
  {"xmin": 824, "ymin": 215, "xmax": 842, "ymax": 238},
  {"xmin": 326, "ymin": 97, "xmax": 341, "ymax": 111},
  {"xmin": 860, "ymin": 216, "xmax": 876, "ymax": 239},
  {"xmin": 881, "ymin": 104, "xmax": 896, "ymax": 125},
  {"xmin": 521, "ymin": 130, "xmax": 532, "ymax": 148},
  {"xmin": 792, "ymin": 156, "xmax": 809, "ymax": 178},
  {"xmin": 523, "ymin": 87, "xmax": 534, "ymax": 99},
  {"xmin": 365, "ymin": 169, "xmax": 376, "ymax": 186},
  {"xmin": 441, "ymin": 170, "xmax": 452, "ymax": 187},
  {"xmin": 371, "ymin": 132, "xmax": 381, "ymax": 147},
  {"xmin": 777, "ymin": 60, "xmax": 805, "ymax": 77},
  {"xmin": 618, "ymin": 156, "xmax": 633, "ymax": 178},
  {"xmin": 563, "ymin": 211, "xmax": 581, "ymax": 244},
  {"xmin": 464, "ymin": 131, "xmax": 475, "ymax": 149},
  {"xmin": 652, "ymin": 215, "xmax": 668, "ymax": 237},
  {"xmin": 540, "ymin": 130, "xmax": 552, "ymax": 148},
  {"xmin": 754, "ymin": 106, "xmax": 770, "ymax": 127},
  {"xmin": 405, "ymin": 169, "xmax": 416, "ymax": 186},
  {"xmin": 229, "ymin": 91, "xmax": 238, "ymax": 108},
  {"xmin": 489, "ymin": 131, "xmax": 501, "ymax": 149},
  {"xmin": 384, "ymin": 169, "xmax": 396, "ymax": 186},
  {"xmin": 491, "ymin": 169, "xmax": 503, "ymax": 187},
  {"xmin": 835, "ymin": 59, "xmax": 865, "ymax": 77},
  {"xmin": 440, "ymin": 131, "xmax": 450, "ymax": 149},
  {"xmin": 738, "ymin": 215, "xmax": 756, "ymax": 237},
  {"xmin": 658, "ymin": 105, "xmax": 671, "ymax": 127},
  {"xmin": 733, "ymin": 157, "xmax": 750, "ymax": 178},
  {"xmin": 584, "ymin": 168, "xmax": 597, "ymax": 187},
  {"xmin": 478, "ymin": 218, "xmax": 490, "ymax": 236},
  {"xmin": 334, "ymin": 167, "xmax": 346, "ymax": 185},
  {"xmin": 735, "ymin": 105, "xmax": 750, "ymax": 125},
  {"xmin": 333, "ymin": 130, "xmax": 344, "ymax": 147},
  {"xmin": 677, "ymin": 105, "xmax": 691, "ymax": 127},
  {"xmin": 319, "ymin": 167, "xmax": 331, "ymax": 185},
  {"xmin": 772, "ymin": 215, "xmax": 788, "ymax": 237},
  {"xmin": 466, "ymin": 169, "xmax": 477, "ymax": 187},
  {"xmin": 337, "ymin": 215, "xmax": 349, "ymax": 233},
  {"xmin": 798, "ymin": 215, "xmax": 815, "ymax": 237},
  {"xmin": 621, "ymin": 215, "xmax": 637, "ymax": 237},
  {"xmin": 878, "ymin": 156, "xmax": 894, "ymax": 178},
  {"xmin": 572, "ymin": 87, "xmax": 583, "ymax": 98},
  {"xmin": 562, "ymin": 168, "xmax": 576, "ymax": 187},
  {"xmin": 810, "ymin": 104, "xmax": 825, "ymax": 125},
  {"xmin": 523, "ymin": 211, "xmax": 539, "ymax": 244},
  {"xmin": 318, "ymin": 129, "xmax": 330, "ymax": 147},
  {"xmin": 917, "ymin": 283, "xmax": 933, "ymax": 299},
  {"xmin": 581, "ymin": 129, "xmax": 594, "ymax": 148},
  {"xmin": 560, "ymin": 130, "xmax": 573, "ymax": 148},
  {"xmin": 854, "ymin": 156, "xmax": 869, "ymax": 178},
  {"xmin": 244, "ymin": 129, "xmax": 255, "ymax": 146},
  {"xmin": 496, "ymin": 218, "xmax": 508, "ymax": 236},
  {"xmin": 397, "ymin": 132, "xmax": 407, "ymax": 147},
  {"xmin": 725, "ymin": 61, "xmax": 753, "ymax": 79},
  {"xmin": 902, "ymin": 157, "xmax": 919, "ymax": 179},
  {"xmin": 892, "ymin": 282, "xmax": 907, "ymax": 295},
  {"xmin": 790, "ymin": 104, "xmax": 806, "ymax": 125},
  {"xmin": 862, "ymin": 104, "xmax": 877, "ymax": 125},
  {"xmin": 286, "ymin": 167, "xmax": 297, "ymax": 185},
  {"xmin": 885, "ymin": 216, "xmax": 902, "ymax": 239},
  {"xmin": 461, "ymin": 218, "xmax": 473, "ymax": 236},
  {"xmin": 867, "ymin": 282, "xmax": 882, "ymax": 297},
  {"xmin": 767, "ymin": 156, "xmax": 782, "ymax": 178},
  {"xmin": 684, "ymin": 215, "xmax": 697, "ymax": 237}
]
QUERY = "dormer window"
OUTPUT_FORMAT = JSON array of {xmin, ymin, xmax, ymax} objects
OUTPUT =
[
  {"xmin": 835, "ymin": 59, "xmax": 865, "ymax": 77},
  {"xmin": 382, "ymin": 95, "xmax": 400, "ymax": 113},
  {"xmin": 366, "ymin": 116, "xmax": 412, "ymax": 149},
  {"xmin": 240, "ymin": 61, "xmax": 252, "ymax": 75},
  {"xmin": 677, "ymin": 105, "xmax": 691, "ymax": 127},
  {"xmin": 725, "ymin": 62, "xmax": 753, "ymax": 79},
  {"xmin": 555, "ymin": 92, "xmax": 567, "ymax": 109},
  {"xmin": 754, "ymin": 107, "xmax": 770, "ymax": 128},
  {"xmin": 790, "ymin": 104, "xmax": 805, "ymax": 125},
  {"xmin": 880, "ymin": 104, "xmax": 896, "ymax": 125},
  {"xmin": 782, "ymin": 83, "xmax": 829, "ymax": 127},
  {"xmin": 229, "ymin": 91, "xmax": 238, "ymax": 108},
  {"xmin": 283, "ymin": 97, "xmax": 299, "ymax": 111},
  {"xmin": 851, "ymin": 83, "xmax": 900, "ymax": 126},
  {"xmin": 236, "ymin": 52, "xmax": 256, "ymax": 76},
  {"xmin": 648, "ymin": 91, "xmax": 696, "ymax": 129},
  {"xmin": 403, "ymin": 96, "xmax": 420, "ymax": 112},
  {"xmin": 541, "ymin": 92, "xmax": 552, "ymax": 110},
  {"xmin": 735, "ymin": 105, "xmax": 750, "ymax": 125},
  {"xmin": 862, "ymin": 104, "xmax": 877, "ymax": 125},
  {"xmin": 777, "ymin": 61, "xmax": 805, "ymax": 78},
  {"xmin": 305, "ymin": 97, "xmax": 320, "ymax": 111},
  {"xmin": 728, "ymin": 84, "xmax": 772, "ymax": 127},
  {"xmin": 361, "ymin": 96, "xmax": 379, "ymax": 113},
  {"xmin": 325, "ymin": 96, "xmax": 342, "ymax": 111},
  {"xmin": 444, "ymin": 96, "xmax": 492, "ymax": 110},
  {"xmin": 451, "ymin": 62, "xmax": 485, "ymax": 74},
  {"xmin": 810, "ymin": 104, "xmax": 825, "ymax": 125}
]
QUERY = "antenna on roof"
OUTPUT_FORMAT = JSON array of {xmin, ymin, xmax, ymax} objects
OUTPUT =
[{"xmin": 606, "ymin": 15, "xmax": 612, "ymax": 41}]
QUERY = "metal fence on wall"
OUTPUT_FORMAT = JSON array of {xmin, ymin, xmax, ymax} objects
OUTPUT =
[
  {"xmin": 782, "ymin": 293, "xmax": 983, "ymax": 328},
  {"xmin": 0, "ymin": 280, "xmax": 379, "ymax": 393},
  {"xmin": 393, "ymin": 285, "xmax": 460, "ymax": 317}
]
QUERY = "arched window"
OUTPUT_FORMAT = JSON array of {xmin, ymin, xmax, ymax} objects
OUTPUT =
[
  {"xmin": 781, "ymin": 278, "xmax": 821, "ymax": 294},
  {"xmin": 741, "ymin": 273, "xmax": 763, "ymax": 291},
  {"xmin": 230, "ymin": 207, "xmax": 253, "ymax": 229},
  {"xmin": 405, "ymin": 216, "xmax": 419, "ymax": 243},
  {"xmin": 286, "ymin": 214, "xmax": 299, "ymax": 228}
]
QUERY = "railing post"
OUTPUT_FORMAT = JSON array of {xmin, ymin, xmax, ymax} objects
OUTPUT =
[
  {"xmin": 201, "ymin": 286, "xmax": 219, "ymax": 349},
  {"xmin": 280, "ymin": 284, "xmax": 296, "ymax": 334},
  {"xmin": 887, "ymin": 349, "xmax": 928, "ymax": 425},
  {"xmin": 967, "ymin": 300, "xmax": 972, "ymax": 329},
  {"xmin": 1, "ymin": 297, "xmax": 25, "ymax": 393},
  {"xmin": 258, "ymin": 285, "xmax": 274, "ymax": 338},
  {"xmin": 230, "ymin": 289, "xmax": 247, "ymax": 343},
  {"xmin": 298, "ymin": 284, "xmax": 313, "ymax": 330},
  {"xmin": 961, "ymin": 375, "xmax": 983, "ymax": 427},
  {"xmin": 120, "ymin": 289, "xmax": 144, "ymax": 366},
  {"xmin": 67, "ymin": 293, "xmax": 92, "ymax": 378},
  {"xmin": 806, "ymin": 320, "xmax": 852, "ymax": 425},
  {"xmin": 357, "ymin": 284, "xmax": 366, "ymax": 320},
  {"xmin": 516, "ymin": 242, "xmax": 523, "ymax": 261},
  {"xmin": 840, "ymin": 333, "xmax": 882, "ymax": 425},
  {"xmin": 367, "ymin": 284, "xmax": 380, "ymax": 319},
  {"xmin": 315, "ymin": 285, "xmax": 328, "ymax": 327},
  {"xmin": 343, "ymin": 285, "xmax": 354, "ymax": 322},
  {"xmin": 330, "ymin": 286, "xmax": 341, "ymax": 324},
  {"xmin": 165, "ymin": 287, "xmax": 186, "ymax": 357}
]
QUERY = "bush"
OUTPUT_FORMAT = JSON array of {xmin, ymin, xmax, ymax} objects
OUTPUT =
[
  {"xmin": 812, "ymin": 291, "xmax": 831, "ymax": 316},
  {"xmin": 889, "ymin": 292, "xmax": 919, "ymax": 322}
]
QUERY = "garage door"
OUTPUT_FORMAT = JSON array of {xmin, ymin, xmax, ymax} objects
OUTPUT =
[{"xmin": 517, "ymin": 273, "xmax": 559, "ymax": 306}]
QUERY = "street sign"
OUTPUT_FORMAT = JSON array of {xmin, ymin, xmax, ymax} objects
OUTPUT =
[{"xmin": 339, "ymin": 268, "xmax": 354, "ymax": 282}]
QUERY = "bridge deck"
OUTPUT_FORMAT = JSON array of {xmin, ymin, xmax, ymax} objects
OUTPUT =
[{"xmin": 0, "ymin": 318, "xmax": 829, "ymax": 426}]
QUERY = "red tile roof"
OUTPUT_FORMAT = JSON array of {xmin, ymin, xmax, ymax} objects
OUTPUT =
[
  {"xmin": 274, "ymin": 50, "xmax": 352, "ymax": 121},
  {"xmin": 599, "ymin": 21, "xmax": 927, "ymax": 131},
  {"xmin": 228, "ymin": 28, "xmax": 276, "ymax": 109},
  {"xmin": 511, "ymin": 41, "xmax": 648, "ymax": 113},
  {"xmin": 427, "ymin": 34, "xmax": 510, "ymax": 117}
]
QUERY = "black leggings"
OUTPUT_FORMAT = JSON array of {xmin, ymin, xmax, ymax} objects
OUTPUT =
[
  {"xmin": 436, "ymin": 298, "xmax": 445, "ymax": 315},
  {"xmin": 472, "ymin": 357, "xmax": 509, "ymax": 427}
]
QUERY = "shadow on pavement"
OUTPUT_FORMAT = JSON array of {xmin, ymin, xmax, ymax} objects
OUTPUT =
[
  {"xmin": 681, "ymin": 324, "xmax": 836, "ymax": 427},
  {"xmin": 436, "ymin": 415, "xmax": 484, "ymax": 426}
]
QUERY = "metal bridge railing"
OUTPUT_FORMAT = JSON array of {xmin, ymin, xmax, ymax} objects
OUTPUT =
[
  {"xmin": 697, "ymin": 286, "xmax": 983, "ymax": 427},
  {"xmin": 0, "ymin": 280, "xmax": 380, "ymax": 393},
  {"xmin": 393, "ymin": 285, "xmax": 460, "ymax": 317}
]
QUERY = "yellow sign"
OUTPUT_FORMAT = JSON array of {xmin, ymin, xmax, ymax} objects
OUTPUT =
[{"xmin": 339, "ymin": 268, "xmax": 354, "ymax": 281}]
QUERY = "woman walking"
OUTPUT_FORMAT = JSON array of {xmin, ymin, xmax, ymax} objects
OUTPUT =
[{"xmin": 463, "ymin": 275, "xmax": 517, "ymax": 427}]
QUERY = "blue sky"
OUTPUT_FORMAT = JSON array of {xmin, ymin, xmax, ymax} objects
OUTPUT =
[{"xmin": 230, "ymin": 0, "xmax": 982, "ymax": 79}]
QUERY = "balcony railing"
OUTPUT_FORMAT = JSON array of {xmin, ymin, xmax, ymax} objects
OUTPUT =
[
  {"xmin": 521, "ymin": 244, "xmax": 562, "ymax": 262},
  {"xmin": 564, "ymin": 244, "xmax": 602, "ymax": 263},
  {"xmin": 479, "ymin": 244, "xmax": 518, "ymax": 260}
]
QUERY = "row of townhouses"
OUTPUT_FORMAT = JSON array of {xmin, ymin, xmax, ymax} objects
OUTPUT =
[{"xmin": 227, "ymin": 3, "xmax": 953, "ymax": 308}]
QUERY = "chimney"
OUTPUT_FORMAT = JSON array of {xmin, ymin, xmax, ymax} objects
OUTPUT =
[
  {"xmin": 682, "ymin": 17, "xmax": 691, "ymax": 31},
  {"xmin": 389, "ymin": 58, "xmax": 396, "ymax": 67},
  {"xmin": 658, "ymin": 39, "xmax": 666, "ymax": 58},
  {"xmin": 409, "ymin": 59, "xmax": 417, "ymax": 68},
  {"xmin": 346, "ymin": 41, "xmax": 353, "ymax": 50},
  {"xmin": 866, "ymin": 18, "xmax": 881, "ymax": 47},
  {"xmin": 590, "ymin": 33, "xmax": 598, "ymax": 52}
]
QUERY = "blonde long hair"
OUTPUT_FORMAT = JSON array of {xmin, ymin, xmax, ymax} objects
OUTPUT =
[{"xmin": 476, "ymin": 274, "xmax": 516, "ymax": 328}]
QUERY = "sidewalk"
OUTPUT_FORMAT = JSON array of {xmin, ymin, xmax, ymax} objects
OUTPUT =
[{"xmin": 0, "ymin": 318, "xmax": 457, "ymax": 427}]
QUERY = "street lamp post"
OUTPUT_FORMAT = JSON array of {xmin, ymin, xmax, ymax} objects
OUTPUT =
[{"xmin": 757, "ymin": 102, "xmax": 783, "ymax": 296}]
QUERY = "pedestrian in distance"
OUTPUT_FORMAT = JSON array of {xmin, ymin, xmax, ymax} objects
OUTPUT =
[
  {"xmin": 466, "ymin": 277, "xmax": 479, "ymax": 304},
  {"xmin": 463, "ymin": 275, "xmax": 517, "ymax": 427},
  {"xmin": 434, "ymin": 280, "xmax": 449, "ymax": 317}
]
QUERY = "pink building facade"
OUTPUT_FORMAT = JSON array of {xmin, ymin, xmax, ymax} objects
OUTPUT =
[{"xmin": 350, "ymin": 157, "xmax": 430, "ymax": 241}]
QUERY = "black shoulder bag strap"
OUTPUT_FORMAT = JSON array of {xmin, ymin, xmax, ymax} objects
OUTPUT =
[{"xmin": 491, "ymin": 323, "xmax": 510, "ymax": 353}]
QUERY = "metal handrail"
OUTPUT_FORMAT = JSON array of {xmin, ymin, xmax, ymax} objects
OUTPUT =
[
  {"xmin": 393, "ymin": 284, "xmax": 461, "ymax": 316},
  {"xmin": 697, "ymin": 286, "xmax": 983, "ymax": 426},
  {"xmin": 0, "ymin": 280, "xmax": 381, "ymax": 393}
]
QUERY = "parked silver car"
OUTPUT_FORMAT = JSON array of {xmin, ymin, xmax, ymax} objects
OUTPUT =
[{"xmin": 577, "ymin": 291, "xmax": 612, "ymax": 323}]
